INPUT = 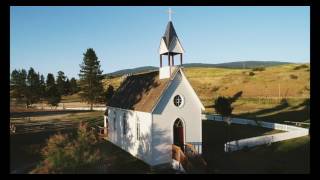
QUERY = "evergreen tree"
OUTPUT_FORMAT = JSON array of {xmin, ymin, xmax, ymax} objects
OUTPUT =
[
  {"xmin": 79, "ymin": 48, "xmax": 104, "ymax": 110},
  {"xmin": 64, "ymin": 78, "xmax": 71, "ymax": 95},
  {"xmin": 104, "ymin": 85, "xmax": 114, "ymax": 104},
  {"xmin": 10, "ymin": 69, "xmax": 27, "ymax": 105},
  {"xmin": 25, "ymin": 68, "xmax": 41, "ymax": 107},
  {"xmin": 47, "ymin": 84, "xmax": 61, "ymax": 107},
  {"xmin": 56, "ymin": 71, "xmax": 66, "ymax": 96},
  {"xmin": 69, "ymin": 78, "xmax": 79, "ymax": 94},
  {"xmin": 45, "ymin": 73, "xmax": 61, "ymax": 107},
  {"xmin": 46, "ymin": 73, "xmax": 55, "ymax": 89},
  {"xmin": 39, "ymin": 74, "xmax": 46, "ymax": 99}
]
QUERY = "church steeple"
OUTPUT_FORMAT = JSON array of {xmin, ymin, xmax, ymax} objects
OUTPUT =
[{"xmin": 159, "ymin": 9, "xmax": 184, "ymax": 68}]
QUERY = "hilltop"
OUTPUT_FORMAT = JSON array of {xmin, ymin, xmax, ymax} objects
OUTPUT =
[{"xmin": 104, "ymin": 61, "xmax": 291, "ymax": 77}]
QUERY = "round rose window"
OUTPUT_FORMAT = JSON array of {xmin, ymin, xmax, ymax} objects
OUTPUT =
[{"xmin": 173, "ymin": 95, "xmax": 184, "ymax": 107}]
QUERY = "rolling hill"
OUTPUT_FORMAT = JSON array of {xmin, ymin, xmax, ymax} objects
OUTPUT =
[
  {"xmin": 102, "ymin": 63, "xmax": 310, "ymax": 118},
  {"xmin": 104, "ymin": 61, "xmax": 291, "ymax": 77}
]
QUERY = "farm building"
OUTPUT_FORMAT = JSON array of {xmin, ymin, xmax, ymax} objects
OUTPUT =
[{"xmin": 103, "ymin": 19, "xmax": 205, "ymax": 167}]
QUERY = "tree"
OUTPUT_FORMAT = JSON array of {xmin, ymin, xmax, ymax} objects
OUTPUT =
[
  {"xmin": 104, "ymin": 85, "xmax": 114, "ymax": 104},
  {"xmin": 10, "ymin": 69, "xmax": 27, "ymax": 105},
  {"xmin": 64, "ymin": 78, "xmax": 71, "ymax": 95},
  {"xmin": 45, "ymin": 73, "xmax": 61, "ymax": 107},
  {"xmin": 213, "ymin": 91, "xmax": 243, "ymax": 121},
  {"xmin": 39, "ymin": 74, "xmax": 46, "ymax": 99},
  {"xmin": 69, "ymin": 78, "xmax": 79, "ymax": 94},
  {"xmin": 56, "ymin": 71, "xmax": 66, "ymax": 96},
  {"xmin": 213, "ymin": 91, "xmax": 242, "ymax": 152},
  {"xmin": 79, "ymin": 48, "xmax": 104, "ymax": 110},
  {"xmin": 46, "ymin": 73, "xmax": 55, "ymax": 89},
  {"xmin": 214, "ymin": 96, "xmax": 233, "ymax": 121},
  {"xmin": 25, "ymin": 68, "xmax": 41, "ymax": 107},
  {"xmin": 46, "ymin": 85, "xmax": 61, "ymax": 107},
  {"xmin": 32, "ymin": 122, "xmax": 101, "ymax": 173}
]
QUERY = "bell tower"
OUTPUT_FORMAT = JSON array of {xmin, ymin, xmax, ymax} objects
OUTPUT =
[{"xmin": 158, "ymin": 8, "xmax": 185, "ymax": 79}]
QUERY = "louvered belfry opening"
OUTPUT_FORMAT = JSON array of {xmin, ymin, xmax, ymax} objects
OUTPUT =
[{"xmin": 159, "ymin": 21, "xmax": 184, "ymax": 68}]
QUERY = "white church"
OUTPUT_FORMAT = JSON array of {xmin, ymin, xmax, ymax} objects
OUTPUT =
[{"xmin": 103, "ymin": 15, "xmax": 205, "ymax": 167}]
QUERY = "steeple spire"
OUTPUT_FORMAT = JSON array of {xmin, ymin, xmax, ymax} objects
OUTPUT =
[{"xmin": 159, "ymin": 8, "xmax": 184, "ymax": 79}]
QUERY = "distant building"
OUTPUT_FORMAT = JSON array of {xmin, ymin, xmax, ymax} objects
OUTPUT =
[{"xmin": 104, "ymin": 17, "xmax": 204, "ymax": 167}]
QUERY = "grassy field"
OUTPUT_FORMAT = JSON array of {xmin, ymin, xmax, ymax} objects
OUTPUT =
[
  {"xmin": 56, "ymin": 64, "xmax": 309, "ymax": 117},
  {"xmin": 202, "ymin": 121, "xmax": 310, "ymax": 173},
  {"xmin": 183, "ymin": 64, "xmax": 309, "ymax": 114},
  {"xmin": 10, "ymin": 110, "xmax": 104, "ymax": 173},
  {"xmin": 11, "ymin": 120, "xmax": 309, "ymax": 174},
  {"xmin": 99, "ymin": 63, "xmax": 310, "ymax": 124},
  {"xmin": 10, "ymin": 63, "xmax": 310, "ymax": 173}
]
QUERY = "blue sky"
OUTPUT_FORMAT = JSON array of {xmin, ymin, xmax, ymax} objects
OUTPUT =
[{"xmin": 10, "ymin": 6, "xmax": 310, "ymax": 79}]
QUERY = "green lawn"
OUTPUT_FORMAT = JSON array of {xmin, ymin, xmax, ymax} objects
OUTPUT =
[{"xmin": 202, "ymin": 121, "xmax": 310, "ymax": 174}]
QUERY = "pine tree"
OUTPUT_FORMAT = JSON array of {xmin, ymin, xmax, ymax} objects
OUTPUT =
[
  {"xmin": 47, "ymin": 84, "xmax": 61, "ymax": 107},
  {"xmin": 69, "ymin": 78, "xmax": 79, "ymax": 94},
  {"xmin": 79, "ymin": 48, "xmax": 104, "ymax": 110},
  {"xmin": 64, "ymin": 78, "xmax": 71, "ymax": 95},
  {"xmin": 104, "ymin": 85, "xmax": 114, "ymax": 104},
  {"xmin": 39, "ymin": 74, "xmax": 46, "ymax": 99},
  {"xmin": 56, "ymin": 71, "xmax": 66, "ymax": 96},
  {"xmin": 45, "ymin": 73, "xmax": 61, "ymax": 107},
  {"xmin": 46, "ymin": 73, "xmax": 55, "ymax": 89},
  {"xmin": 25, "ymin": 68, "xmax": 41, "ymax": 107},
  {"xmin": 10, "ymin": 69, "xmax": 27, "ymax": 105}
]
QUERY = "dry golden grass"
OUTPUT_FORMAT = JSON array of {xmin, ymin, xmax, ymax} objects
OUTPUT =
[
  {"xmin": 183, "ymin": 64, "xmax": 309, "ymax": 114},
  {"xmin": 58, "ymin": 63, "xmax": 310, "ymax": 115}
]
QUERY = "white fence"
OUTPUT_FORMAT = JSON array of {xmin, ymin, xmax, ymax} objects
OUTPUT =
[
  {"xmin": 35, "ymin": 106, "xmax": 106, "ymax": 111},
  {"xmin": 202, "ymin": 114, "xmax": 309, "ymax": 152}
]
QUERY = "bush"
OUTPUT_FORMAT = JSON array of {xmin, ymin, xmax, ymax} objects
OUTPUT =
[
  {"xmin": 212, "ymin": 86, "xmax": 220, "ymax": 92},
  {"xmin": 252, "ymin": 67, "xmax": 265, "ymax": 71},
  {"xmin": 249, "ymin": 72, "xmax": 255, "ymax": 76},
  {"xmin": 290, "ymin": 74, "xmax": 298, "ymax": 79},
  {"xmin": 32, "ymin": 122, "xmax": 101, "ymax": 174},
  {"xmin": 293, "ymin": 64, "xmax": 308, "ymax": 70}
]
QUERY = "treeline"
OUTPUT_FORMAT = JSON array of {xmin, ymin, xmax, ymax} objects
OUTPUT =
[
  {"xmin": 11, "ymin": 48, "xmax": 115, "ymax": 110},
  {"xmin": 10, "ymin": 68, "xmax": 79, "ymax": 107}
]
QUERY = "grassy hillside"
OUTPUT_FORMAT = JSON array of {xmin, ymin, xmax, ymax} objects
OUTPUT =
[
  {"xmin": 184, "ymin": 64, "xmax": 310, "ymax": 113},
  {"xmin": 103, "ymin": 61, "xmax": 290, "ymax": 77},
  {"xmin": 101, "ymin": 63, "xmax": 309, "ymax": 119},
  {"xmin": 56, "ymin": 63, "xmax": 310, "ymax": 124}
]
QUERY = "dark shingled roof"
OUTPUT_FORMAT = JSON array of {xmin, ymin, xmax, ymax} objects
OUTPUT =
[
  {"xmin": 163, "ymin": 21, "xmax": 178, "ymax": 47},
  {"xmin": 107, "ymin": 68, "xmax": 179, "ymax": 112}
]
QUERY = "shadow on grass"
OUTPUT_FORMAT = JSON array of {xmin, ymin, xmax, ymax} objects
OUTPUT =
[{"xmin": 236, "ymin": 99, "xmax": 310, "ymax": 123}]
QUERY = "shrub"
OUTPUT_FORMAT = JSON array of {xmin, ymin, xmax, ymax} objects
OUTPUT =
[
  {"xmin": 290, "ymin": 74, "xmax": 298, "ymax": 79},
  {"xmin": 212, "ymin": 86, "xmax": 220, "ymax": 92},
  {"xmin": 252, "ymin": 67, "xmax": 265, "ymax": 71},
  {"xmin": 293, "ymin": 64, "xmax": 308, "ymax": 70},
  {"xmin": 249, "ymin": 72, "xmax": 255, "ymax": 76},
  {"xmin": 32, "ymin": 122, "xmax": 101, "ymax": 173}
]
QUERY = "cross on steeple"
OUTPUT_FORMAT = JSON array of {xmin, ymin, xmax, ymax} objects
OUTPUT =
[
  {"xmin": 167, "ymin": 8, "xmax": 174, "ymax": 21},
  {"xmin": 159, "ymin": 8, "xmax": 184, "ymax": 80}
]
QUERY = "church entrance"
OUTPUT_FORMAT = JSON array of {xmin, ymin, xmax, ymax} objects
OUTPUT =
[{"xmin": 173, "ymin": 118, "xmax": 184, "ymax": 152}]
